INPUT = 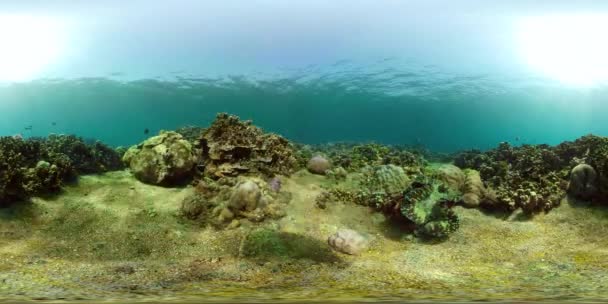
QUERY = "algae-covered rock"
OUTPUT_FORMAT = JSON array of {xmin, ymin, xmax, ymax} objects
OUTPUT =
[{"xmin": 123, "ymin": 131, "xmax": 197, "ymax": 185}]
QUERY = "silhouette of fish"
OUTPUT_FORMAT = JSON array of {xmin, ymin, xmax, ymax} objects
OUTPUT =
[
  {"xmin": 515, "ymin": 136, "xmax": 520, "ymax": 141},
  {"xmin": 24, "ymin": 125, "xmax": 32, "ymax": 131},
  {"xmin": 144, "ymin": 128, "xmax": 150, "ymax": 135},
  {"xmin": 51, "ymin": 122, "xmax": 56, "ymax": 126}
]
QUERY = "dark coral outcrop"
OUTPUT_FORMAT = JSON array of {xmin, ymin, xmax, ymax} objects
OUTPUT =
[{"xmin": 197, "ymin": 113, "xmax": 298, "ymax": 179}]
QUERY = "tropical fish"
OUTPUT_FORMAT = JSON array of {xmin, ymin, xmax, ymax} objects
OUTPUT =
[{"xmin": 24, "ymin": 125, "xmax": 32, "ymax": 131}]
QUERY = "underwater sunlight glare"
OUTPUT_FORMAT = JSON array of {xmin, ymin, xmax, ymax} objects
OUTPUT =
[
  {"xmin": 517, "ymin": 13, "xmax": 608, "ymax": 87},
  {"xmin": 0, "ymin": 15, "xmax": 65, "ymax": 82}
]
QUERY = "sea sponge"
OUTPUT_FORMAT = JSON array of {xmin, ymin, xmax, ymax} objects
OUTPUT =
[
  {"xmin": 568, "ymin": 163, "xmax": 598, "ymax": 200},
  {"xmin": 307, "ymin": 155, "xmax": 331, "ymax": 175},
  {"xmin": 123, "ymin": 131, "xmax": 197, "ymax": 185}
]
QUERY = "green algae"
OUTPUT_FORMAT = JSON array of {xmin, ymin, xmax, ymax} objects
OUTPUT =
[{"xmin": 242, "ymin": 228, "xmax": 341, "ymax": 263}]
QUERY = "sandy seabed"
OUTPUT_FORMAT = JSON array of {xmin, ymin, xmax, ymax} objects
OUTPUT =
[{"xmin": 0, "ymin": 169, "xmax": 607, "ymax": 303}]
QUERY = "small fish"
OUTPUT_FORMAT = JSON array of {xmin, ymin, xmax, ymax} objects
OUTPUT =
[
  {"xmin": 144, "ymin": 128, "xmax": 150, "ymax": 135},
  {"xmin": 51, "ymin": 122, "xmax": 56, "ymax": 126},
  {"xmin": 515, "ymin": 136, "xmax": 520, "ymax": 141},
  {"xmin": 24, "ymin": 125, "xmax": 32, "ymax": 131}
]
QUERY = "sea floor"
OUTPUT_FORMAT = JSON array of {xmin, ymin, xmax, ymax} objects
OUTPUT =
[{"xmin": 0, "ymin": 168, "xmax": 607, "ymax": 303}]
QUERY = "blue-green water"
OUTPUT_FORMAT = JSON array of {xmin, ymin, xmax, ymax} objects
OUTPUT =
[{"xmin": 1, "ymin": 65, "xmax": 606, "ymax": 151}]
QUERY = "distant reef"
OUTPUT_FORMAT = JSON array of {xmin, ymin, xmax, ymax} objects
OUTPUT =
[{"xmin": 2, "ymin": 113, "xmax": 608, "ymax": 240}]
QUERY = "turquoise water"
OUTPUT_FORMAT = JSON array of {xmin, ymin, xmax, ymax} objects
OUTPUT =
[{"xmin": 1, "ymin": 66, "xmax": 606, "ymax": 151}]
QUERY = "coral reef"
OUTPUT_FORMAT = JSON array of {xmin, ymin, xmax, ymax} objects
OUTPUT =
[
  {"xmin": 0, "ymin": 135, "xmax": 123, "ymax": 204},
  {"xmin": 43, "ymin": 134, "xmax": 123, "ymax": 173},
  {"xmin": 327, "ymin": 229, "xmax": 369, "ymax": 255},
  {"xmin": 123, "ymin": 131, "xmax": 198, "ymax": 185},
  {"xmin": 454, "ymin": 142, "xmax": 569, "ymax": 213},
  {"xmin": 197, "ymin": 113, "xmax": 298, "ymax": 179},
  {"xmin": 297, "ymin": 142, "xmax": 425, "ymax": 172}
]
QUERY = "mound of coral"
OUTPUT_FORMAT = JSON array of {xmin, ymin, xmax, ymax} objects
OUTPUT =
[
  {"xmin": 179, "ymin": 176, "xmax": 292, "ymax": 228},
  {"xmin": 0, "ymin": 135, "xmax": 123, "ymax": 204},
  {"xmin": 196, "ymin": 113, "xmax": 298, "ymax": 179}
]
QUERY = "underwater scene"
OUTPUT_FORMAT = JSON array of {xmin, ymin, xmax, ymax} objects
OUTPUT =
[{"xmin": 1, "ymin": 1, "xmax": 608, "ymax": 303}]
